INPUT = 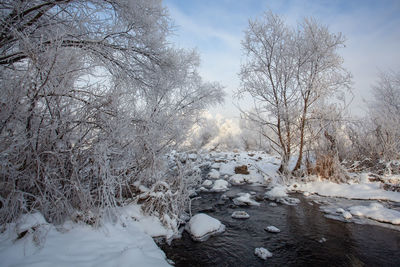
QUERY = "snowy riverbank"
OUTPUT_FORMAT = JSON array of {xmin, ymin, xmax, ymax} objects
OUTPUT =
[{"xmin": 0, "ymin": 205, "xmax": 172, "ymax": 267}]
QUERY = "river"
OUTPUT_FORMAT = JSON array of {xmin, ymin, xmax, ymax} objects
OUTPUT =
[{"xmin": 159, "ymin": 185, "xmax": 400, "ymax": 266}]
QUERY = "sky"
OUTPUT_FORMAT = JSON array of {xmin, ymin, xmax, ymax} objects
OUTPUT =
[{"xmin": 163, "ymin": 0, "xmax": 400, "ymax": 120}]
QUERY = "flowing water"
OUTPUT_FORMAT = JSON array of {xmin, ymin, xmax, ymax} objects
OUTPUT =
[{"xmin": 159, "ymin": 185, "xmax": 400, "ymax": 266}]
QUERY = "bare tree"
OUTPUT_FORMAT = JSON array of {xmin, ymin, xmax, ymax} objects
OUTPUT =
[
  {"xmin": 238, "ymin": 11, "xmax": 351, "ymax": 176},
  {"xmin": 368, "ymin": 70, "xmax": 400, "ymax": 160}
]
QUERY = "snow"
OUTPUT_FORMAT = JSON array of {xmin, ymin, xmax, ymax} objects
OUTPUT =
[
  {"xmin": 342, "ymin": 211, "xmax": 353, "ymax": 219},
  {"xmin": 219, "ymin": 162, "xmax": 236, "ymax": 176},
  {"xmin": 264, "ymin": 185, "xmax": 288, "ymax": 200},
  {"xmin": 185, "ymin": 214, "xmax": 225, "ymax": 242},
  {"xmin": 296, "ymin": 181, "xmax": 400, "ymax": 202},
  {"xmin": 231, "ymin": 211, "xmax": 250, "ymax": 219},
  {"xmin": 254, "ymin": 247, "xmax": 273, "ymax": 260},
  {"xmin": 208, "ymin": 169, "xmax": 220, "ymax": 179},
  {"xmin": 265, "ymin": 226, "xmax": 280, "ymax": 233},
  {"xmin": 16, "ymin": 212, "xmax": 48, "ymax": 235},
  {"xmin": 229, "ymin": 174, "xmax": 247, "ymax": 185},
  {"xmin": 119, "ymin": 205, "xmax": 174, "ymax": 238},
  {"xmin": 202, "ymin": 179, "xmax": 213, "ymax": 187},
  {"xmin": 210, "ymin": 179, "xmax": 229, "ymax": 192},
  {"xmin": 349, "ymin": 203, "xmax": 400, "ymax": 225},
  {"xmin": 0, "ymin": 210, "xmax": 171, "ymax": 267},
  {"xmin": 233, "ymin": 193, "xmax": 260, "ymax": 206}
]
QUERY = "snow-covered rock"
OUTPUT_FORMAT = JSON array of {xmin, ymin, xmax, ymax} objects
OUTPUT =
[
  {"xmin": 254, "ymin": 247, "xmax": 273, "ymax": 260},
  {"xmin": 188, "ymin": 154, "xmax": 197, "ymax": 160},
  {"xmin": 264, "ymin": 226, "xmax": 280, "ymax": 233},
  {"xmin": 349, "ymin": 203, "xmax": 400, "ymax": 224},
  {"xmin": 231, "ymin": 211, "xmax": 250, "ymax": 219},
  {"xmin": 210, "ymin": 163, "xmax": 220, "ymax": 170},
  {"xmin": 342, "ymin": 211, "xmax": 353, "ymax": 219},
  {"xmin": 319, "ymin": 237, "xmax": 327, "ymax": 243},
  {"xmin": 269, "ymin": 202, "xmax": 278, "ymax": 207},
  {"xmin": 210, "ymin": 179, "xmax": 229, "ymax": 192},
  {"xmin": 229, "ymin": 174, "xmax": 247, "ymax": 185},
  {"xmin": 202, "ymin": 179, "xmax": 213, "ymax": 187},
  {"xmin": 233, "ymin": 193, "xmax": 260, "ymax": 206},
  {"xmin": 336, "ymin": 208, "xmax": 345, "ymax": 214},
  {"xmin": 264, "ymin": 185, "xmax": 288, "ymax": 200},
  {"xmin": 208, "ymin": 169, "xmax": 220, "ymax": 179},
  {"xmin": 185, "ymin": 214, "xmax": 225, "ymax": 242}
]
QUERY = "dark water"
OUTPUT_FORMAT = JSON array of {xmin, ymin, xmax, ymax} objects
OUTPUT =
[{"xmin": 160, "ymin": 186, "xmax": 400, "ymax": 267}]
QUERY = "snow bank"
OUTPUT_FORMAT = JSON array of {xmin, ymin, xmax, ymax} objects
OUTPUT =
[
  {"xmin": 185, "ymin": 214, "xmax": 225, "ymax": 241},
  {"xmin": 0, "ymin": 212, "xmax": 171, "ymax": 267},
  {"xmin": 254, "ymin": 247, "xmax": 273, "ymax": 260},
  {"xmin": 349, "ymin": 203, "xmax": 400, "ymax": 225},
  {"xmin": 120, "ymin": 205, "xmax": 174, "ymax": 238},
  {"xmin": 233, "ymin": 193, "xmax": 260, "ymax": 206},
  {"xmin": 296, "ymin": 182, "xmax": 400, "ymax": 202},
  {"xmin": 210, "ymin": 179, "xmax": 229, "ymax": 192}
]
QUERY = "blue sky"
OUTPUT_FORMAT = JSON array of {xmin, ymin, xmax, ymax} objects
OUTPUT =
[{"xmin": 163, "ymin": 0, "xmax": 400, "ymax": 119}]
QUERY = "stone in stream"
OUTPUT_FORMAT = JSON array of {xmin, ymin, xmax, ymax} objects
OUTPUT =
[
  {"xmin": 231, "ymin": 211, "xmax": 250, "ymax": 219},
  {"xmin": 254, "ymin": 247, "xmax": 273, "ymax": 260},
  {"xmin": 185, "ymin": 213, "xmax": 225, "ymax": 242},
  {"xmin": 264, "ymin": 225, "xmax": 280, "ymax": 233}
]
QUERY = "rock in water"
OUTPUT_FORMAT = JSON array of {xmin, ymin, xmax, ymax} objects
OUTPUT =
[
  {"xmin": 254, "ymin": 247, "xmax": 273, "ymax": 260},
  {"xmin": 231, "ymin": 211, "xmax": 250, "ymax": 219},
  {"xmin": 185, "ymin": 214, "xmax": 225, "ymax": 242},
  {"xmin": 264, "ymin": 225, "xmax": 280, "ymax": 233}
]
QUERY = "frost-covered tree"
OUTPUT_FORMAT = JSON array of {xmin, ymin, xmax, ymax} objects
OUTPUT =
[
  {"xmin": 0, "ymin": 0, "xmax": 223, "ymax": 226},
  {"xmin": 238, "ymin": 11, "xmax": 350, "ymax": 175},
  {"xmin": 368, "ymin": 70, "xmax": 400, "ymax": 160}
]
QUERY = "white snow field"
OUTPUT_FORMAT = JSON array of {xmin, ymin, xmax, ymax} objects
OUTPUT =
[
  {"xmin": 185, "ymin": 213, "xmax": 225, "ymax": 241},
  {"xmin": 0, "ymin": 206, "xmax": 171, "ymax": 267}
]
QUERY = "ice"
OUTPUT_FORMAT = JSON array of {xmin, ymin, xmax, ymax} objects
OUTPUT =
[
  {"xmin": 231, "ymin": 211, "xmax": 250, "ymax": 219},
  {"xmin": 254, "ymin": 247, "xmax": 273, "ymax": 260},
  {"xmin": 296, "ymin": 181, "xmax": 400, "ymax": 202},
  {"xmin": 233, "ymin": 193, "xmax": 260, "ymax": 206},
  {"xmin": 185, "ymin": 214, "xmax": 225, "ymax": 241},
  {"xmin": 210, "ymin": 179, "xmax": 229, "ymax": 192},
  {"xmin": 265, "ymin": 226, "xmax": 280, "ymax": 233},
  {"xmin": 349, "ymin": 203, "xmax": 400, "ymax": 224}
]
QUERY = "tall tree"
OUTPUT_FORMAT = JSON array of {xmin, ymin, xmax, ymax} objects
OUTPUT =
[{"xmin": 238, "ymin": 11, "xmax": 350, "ymax": 176}]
